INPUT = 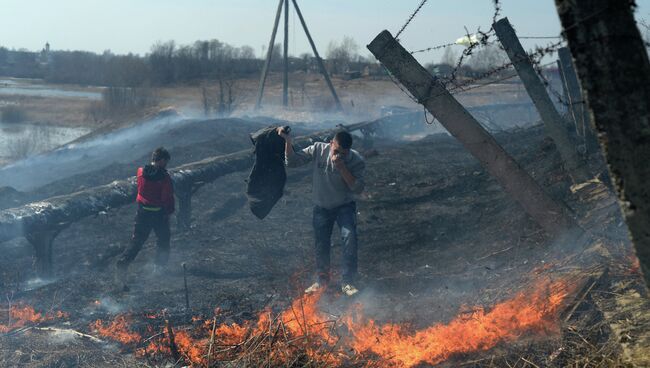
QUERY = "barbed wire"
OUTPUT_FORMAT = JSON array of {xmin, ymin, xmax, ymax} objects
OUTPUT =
[
  {"xmin": 492, "ymin": 0, "xmax": 502, "ymax": 24},
  {"xmin": 518, "ymin": 36, "xmax": 563, "ymax": 39},
  {"xmin": 406, "ymin": 39, "xmax": 566, "ymax": 106},
  {"xmin": 532, "ymin": 57, "xmax": 573, "ymax": 107},
  {"xmin": 395, "ymin": 0, "xmax": 429, "ymax": 41},
  {"xmin": 379, "ymin": 0, "xmax": 635, "ymax": 140},
  {"xmin": 443, "ymin": 28, "xmax": 495, "ymax": 88},
  {"xmin": 410, "ymin": 42, "xmax": 458, "ymax": 54},
  {"xmin": 382, "ymin": 64, "xmax": 420, "ymax": 104},
  {"xmin": 385, "ymin": 0, "xmax": 617, "ymax": 118},
  {"xmin": 442, "ymin": 0, "xmax": 502, "ymax": 88}
]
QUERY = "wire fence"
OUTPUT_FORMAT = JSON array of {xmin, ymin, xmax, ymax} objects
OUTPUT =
[{"xmin": 386, "ymin": 0, "xmax": 581, "ymax": 109}]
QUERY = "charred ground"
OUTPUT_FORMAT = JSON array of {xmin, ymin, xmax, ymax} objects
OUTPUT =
[{"xmin": 0, "ymin": 118, "xmax": 647, "ymax": 367}]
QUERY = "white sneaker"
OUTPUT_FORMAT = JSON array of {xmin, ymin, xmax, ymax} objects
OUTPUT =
[
  {"xmin": 341, "ymin": 284, "xmax": 359, "ymax": 296},
  {"xmin": 304, "ymin": 282, "xmax": 322, "ymax": 294}
]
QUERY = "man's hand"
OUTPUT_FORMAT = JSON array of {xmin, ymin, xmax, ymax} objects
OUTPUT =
[
  {"xmin": 332, "ymin": 153, "xmax": 346, "ymax": 170},
  {"xmin": 277, "ymin": 127, "xmax": 291, "ymax": 142}
]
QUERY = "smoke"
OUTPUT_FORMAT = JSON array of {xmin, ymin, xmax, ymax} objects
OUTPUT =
[
  {"xmin": 85, "ymin": 296, "xmax": 126, "ymax": 315},
  {"xmin": 46, "ymin": 329, "xmax": 82, "ymax": 344},
  {"xmin": 24, "ymin": 277, "xmax": 57, "ymax": 291},
  {"xmin": 0, "ymin": 111, "xmax": 188, "ymax": 191}
]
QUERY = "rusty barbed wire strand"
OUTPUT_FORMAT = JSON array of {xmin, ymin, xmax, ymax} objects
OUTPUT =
[
  {"xmin": 382, "ymin": 37, "xmax": 566, "ymax": 108},
  {"xmin": 519, "ymin": 36, "xmax": 563, "ymax": 39},
  {"xmin": 492, "ymin": 0, "xmax": 502, "ymax": 24},
  {"xmin": 409, "ymin": 1, "xmax": 500, "ymax": 56},
  {"xmin": 452, "ymin": 60, "xmax": 557, "ymax": 95},
  {"xmin": 395, "ymin": 0, "xmax": 429, "ymax": 40},
  {"xmin": 442, "ymin": 0, "xmax": 502, "ymax": 88},
  {"xmin": 384, "ymin": 0, "xmax": 615, "ymax": 118},
  {"xmin": 410, "ymin": 42, "xmax": 458, "ymax": 54},
  {"xmin": 532, "ymin": 57, "xmax": 572, "ymax": 106}
]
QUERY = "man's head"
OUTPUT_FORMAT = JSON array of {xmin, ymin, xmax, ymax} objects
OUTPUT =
[
  {"xmin": 331, "ymin": 131, "xmax": 353, "ymax": 157},
  {"xmin": 151, "ymin": 147, "xmax": 171, "ymax": 168}
]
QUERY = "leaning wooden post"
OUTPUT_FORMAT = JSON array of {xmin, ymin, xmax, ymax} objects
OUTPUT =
[
  {"xmin": 554, "ymin": 0, "xmax": 650, "ymax": 287},
  {"xmin": 282, "ymin": 0, "xmax": 290, "ymax": 107},
  {"xmin": 493, "ymin": 18, "xmax": 590, "ymax": 183},
  {"xmin": 292, "ymin": 0, "xmax": 343, "ymax": 111},
  {"xmin": 255, "ymin": 0, "xmax": 285, "ymax": 109},
  {"xmin": 368, "ymin": 30, "xmax": 582, "ymax": 239},
  {"xmin": 557, "ymin": 47, "xmax": 599, "ymax": 154}
]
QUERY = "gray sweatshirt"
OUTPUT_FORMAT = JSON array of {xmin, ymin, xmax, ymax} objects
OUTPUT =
[{"xmin": 286, "ymin": 142, "xmax": 365, "ymax": 209}]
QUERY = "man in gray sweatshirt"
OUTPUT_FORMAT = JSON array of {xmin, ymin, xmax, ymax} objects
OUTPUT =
[{"xmin": 279, "ymin": 128, "xmax": 365, "ymax": 296}]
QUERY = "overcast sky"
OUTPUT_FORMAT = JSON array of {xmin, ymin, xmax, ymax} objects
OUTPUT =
[{"xmin": 2, "ymin": 0, "xmax": 649, "ymax": 64}]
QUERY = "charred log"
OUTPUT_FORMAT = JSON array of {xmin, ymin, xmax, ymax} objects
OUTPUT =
[{"xmin": 0, "ymin": 120, "xmax": 381, "ymax": 276}]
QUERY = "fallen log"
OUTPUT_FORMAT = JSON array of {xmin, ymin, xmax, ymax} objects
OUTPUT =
[{"xmin": 0, "ymin": 119, "xmax": 381, "ymax": 276}]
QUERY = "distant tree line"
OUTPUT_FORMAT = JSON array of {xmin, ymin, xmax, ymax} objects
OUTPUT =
[
  {"xmin": 0, "ymin": 36, "xmax": 515, "ymax": 88},
  {"xmin": 0, "ymin": 36, "xmax": 386, "ymax": 87},
  {"xmin": 0, "ymin": 40, "xmax": 279, "ymax": 87},
  {"xmin": 5, "ymin": 40, "xmax": 263, "ymax": 86}
]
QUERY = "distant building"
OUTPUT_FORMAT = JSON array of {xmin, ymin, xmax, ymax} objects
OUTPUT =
[{"xmin": 38, "ymin": 42, "xmax": 52, "ymax": 65}]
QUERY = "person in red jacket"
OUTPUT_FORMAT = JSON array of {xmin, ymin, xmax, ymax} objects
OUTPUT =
[{"xmin": 115, "ymin": 147, "xmax": 175, "ymax": 291}]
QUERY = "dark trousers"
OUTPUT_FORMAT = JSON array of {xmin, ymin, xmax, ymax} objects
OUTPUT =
[
  {"xmin": 117, "ymin": 205, "xmax": 170, "ymax": 269},
  {"xmin": 313, "ymin": 202, "xmax": 358, "ymax": 284}
]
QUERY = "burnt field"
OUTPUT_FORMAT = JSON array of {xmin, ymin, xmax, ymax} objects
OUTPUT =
[{"xmin": 0, "ymin": 118, "xmax": 648, "ymax": 367}]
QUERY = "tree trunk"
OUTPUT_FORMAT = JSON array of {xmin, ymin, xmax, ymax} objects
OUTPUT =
[{"xmin": 555, "ymin": 0, "xmax": 650, "ymax": 287}]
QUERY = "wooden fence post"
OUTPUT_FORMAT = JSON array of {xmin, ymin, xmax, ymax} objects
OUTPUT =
[
  {"xmin": 493, "ymin": 18, "xmax": 591, "ymax": 183},
  {"xmin": 367, "ymin": 30, "xmax": 583, "ymax": 239},
  {"xmin": 557, "ymin": 47, "xmax": 599, "ymax": 154}
]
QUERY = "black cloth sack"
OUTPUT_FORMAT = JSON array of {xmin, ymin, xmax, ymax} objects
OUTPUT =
[{"xmin": 246, "ymin": 126, "xmax": 287, "ymax": 219}]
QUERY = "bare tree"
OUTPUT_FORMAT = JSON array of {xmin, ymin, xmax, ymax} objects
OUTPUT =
[
  {"xmin": 440, "ymin": 46, "xmax": 458, "ymax": 66},
  {"xmin": 467, "ymin": 44, "xmax": 509, "ymax": 71},
  {"xmin": 239, "ymin": 45, "xmax": 256, "ymax": 59},
  {"xmin": 326, "ymin": 36, "xmax": 359, "ymax": 73}
]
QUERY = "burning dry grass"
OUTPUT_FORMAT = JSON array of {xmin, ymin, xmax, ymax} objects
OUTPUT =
[
  {"xmin": 0, "ymin": 304, "xmax": 67, "ymax": 334},
  {"xmin": 344, "ymin": 279, "xmax": 573, "ymax": 367},
  {"xmin": 91, "ymin": 314, "xmax": 142, "ymax": 345},
  {"xmin": 85, "ymin": 276, "xmax": 577, "ymax": 367}
]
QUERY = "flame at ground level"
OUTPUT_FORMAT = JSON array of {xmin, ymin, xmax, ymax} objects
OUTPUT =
[
  {"xmin": 91, "ymin": 315, "xmax": 142, "ymax": 345},
  {"xmin": 89, "ymin": 278, "xmax": 574, "ymax": 367},
  {"xmin": 0, "ymin": 305, "xmax": 67, "ymax": 333},
  {"xmin": 345, "ymin": 279, "xmax": 573, "ymax": 367}
]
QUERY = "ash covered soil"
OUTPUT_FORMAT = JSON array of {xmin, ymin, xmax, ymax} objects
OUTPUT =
[{"xmin": 0, "ymin": 120, "xmax": 647, "ymax": 367}]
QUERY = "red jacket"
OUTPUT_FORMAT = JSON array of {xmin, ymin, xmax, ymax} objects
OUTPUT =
[{"xmin": 136, "ymin": 165, "xmax": 175, "ymax": 214}]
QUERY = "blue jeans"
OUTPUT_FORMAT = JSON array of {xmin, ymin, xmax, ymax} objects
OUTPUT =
[{"xmin": 313, "ymin": 202, "xmax": 358, "ymax": 284}]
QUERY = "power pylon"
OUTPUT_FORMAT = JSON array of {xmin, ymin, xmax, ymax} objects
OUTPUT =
[{"xmin": 255, "ymin": 0, "xmax": 342, "ymax": 111}]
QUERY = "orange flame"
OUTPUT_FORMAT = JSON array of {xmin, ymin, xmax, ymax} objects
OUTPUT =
[
  {"xmin": 344, "ymin": 279, "xmax": 572, "ymax": 367},
  {"xmin": 91, "ymin": 315, "xmax": 142, "ymax": 345},
  {"xmin": 131, "ymin": 290, "xmax": 342, "ymax": 366},
  {"xmin": 0, "ymin": 305, "xmax": 67, "ymax": 333},
  {"xmin": 97, "ymin": 278, "xmax": 575, "ymax": 367}
]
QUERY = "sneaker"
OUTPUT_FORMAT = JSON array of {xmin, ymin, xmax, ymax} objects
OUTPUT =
[
  {"xmin": 341, "ymin": 284, "xmax": 359, "ymax": 296},
  {"xmin": 304, "ymin": 282, "xmax": 322, "ymax": 294}
]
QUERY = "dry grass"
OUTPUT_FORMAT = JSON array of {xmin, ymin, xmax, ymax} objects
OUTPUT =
[{"xmin": 0, "ymin": 72, "xmax": 529, "ymax": 132}]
